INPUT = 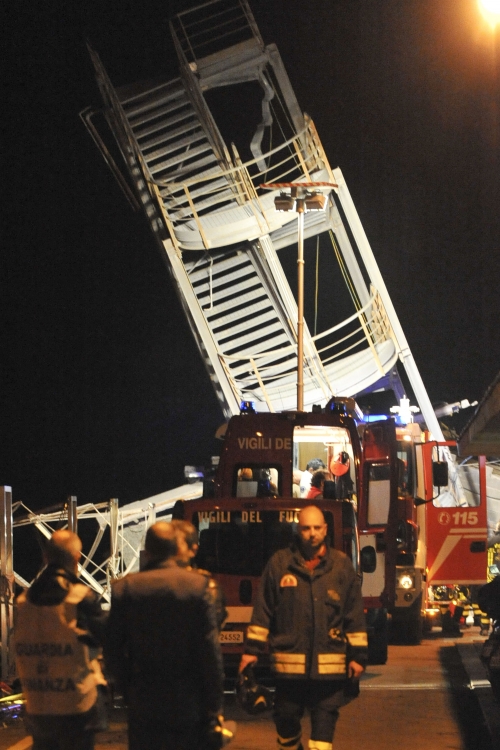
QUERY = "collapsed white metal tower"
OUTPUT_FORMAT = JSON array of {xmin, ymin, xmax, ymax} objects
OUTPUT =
[{"xmin": 82, "ymin": 0, "xmax": 443, "ymax": 433}]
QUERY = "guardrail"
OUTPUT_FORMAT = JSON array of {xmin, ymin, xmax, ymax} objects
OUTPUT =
[
  {"xmin": 153, "ymin": 118, "xmax": 324, "ymax": 236},
  {"xmin": 217, "ymin": 288, "xmax": 396, "ymax": 411}
]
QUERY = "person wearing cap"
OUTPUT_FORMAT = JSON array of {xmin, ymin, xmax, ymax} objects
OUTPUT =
[
  {"xmin": 14, "ymin": 530, "xmax": 107, "ymax": 750},
  {"xmin": 299, "ymin": 459, "xmax": 326, "ymax": 497},
  {"xmin": 238, "ymin": 505, "xmax": 367, "ymax": 750}
]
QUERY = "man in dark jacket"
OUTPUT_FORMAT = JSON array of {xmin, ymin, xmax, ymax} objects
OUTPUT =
[
  {"xmin": 172, "ymin": 519, "xmax": 228, "ymax": 630},
  {"xmin": 104, "ymin": 521, "xmax": 226, "ymax": 750},
  {"xmin": 239, "ymin": 505, "xmax": 367, "ymax": 750},
  {"xmin": 14, "ymin": 530, "xmax": 107, "ymax": 750}
]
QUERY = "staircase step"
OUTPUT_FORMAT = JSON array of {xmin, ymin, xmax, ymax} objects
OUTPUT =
[
  {"xmin": 228, "ymin": 342, "xmax": 294, "ymax": 378},
  {"xmin": 126, "ymin": 98, "xmax": 193, "ymax": 131},
  {"xmin": 223, "ymin": 324, "xmax": 288, "ymax": 356},
  {"xmin": 154, "ymin": 153, "xmax": 220, "ymax": 182},
  {"xmin": 165, "ymin": 176, "xmax": 229, "ymax": 208},
  {"xmin": 219, "ymin": 317, "xmax": 284, "ymax": 347},
  {"xmin": 123, "ymin": 86, "xmax": 187, "ymax": 121},
  {"xmin": 193, "ymin": 261, "xmax": 256, "ymax": 294},
  {"xmin": 117, "ymin": 77, "xmax": 183, "ymax": 106},
  {"xmin": 143, "ymin": 131, "xmax": 210, "ymax": 161},
  {"xmin": 159, "ymin": 164, "xmax": 228, "ymax": 199},
  {"xmin": 200, "ymin": 277, "xmax": 262, "ymax": 307},
  {"xmin": 186, "ymin": 252, "xmax": 243, "ymax": 282},
  {"xmin": 168, "ymin": 188, "xmax": 236, "ymax": 221},
  {"xmin": 205, "ymin": 289, "xmax": 268, "ymax": 320},
  {"xmin": 148, "ymin": 143, "xmax": 216, "ymax": 176},
  {"xmin": 211, "ymin": 300, "xmax": 273, "ymax": 332},
  {"xmin": 136, "ymin": 120, "xmax": 203, "ymax": 150},
  {"xmin": 133, "ymin": 108, "xmax": 199, "ymax": 140},
  {"xmin": 230, "ymin": 352, "xmax": 297, "ymax": 381}
]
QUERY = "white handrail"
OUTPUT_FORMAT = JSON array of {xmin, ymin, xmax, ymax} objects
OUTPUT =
[{"xmin": 216, "ymin": 291, "xmax": 394, "ymax": 405}]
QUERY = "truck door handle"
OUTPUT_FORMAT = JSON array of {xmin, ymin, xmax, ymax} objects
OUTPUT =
[{"xmin": 470, "ymin": 541, "xmax": 486, "ymax": 553}]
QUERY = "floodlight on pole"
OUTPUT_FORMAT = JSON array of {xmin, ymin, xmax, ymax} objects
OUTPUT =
[{"xmin": 260, "ymin": 181, "xmax": 337, "ymax": 411}]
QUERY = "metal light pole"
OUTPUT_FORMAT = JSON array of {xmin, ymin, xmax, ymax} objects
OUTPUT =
[
  {"xmin": 296, "ymin": 195, "xmax": 305, "ymax": 411},
  {"xmin": 261, "ymin": 181, "xmax": 336, "ymax": 411}
]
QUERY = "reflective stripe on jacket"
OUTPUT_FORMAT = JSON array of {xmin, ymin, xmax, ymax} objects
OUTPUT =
[
  {"xmin": 15, "ymin": 578, "xmax": 105, "ymax": 715},
  {"xmin": 245, "ymin": 545, "xmax": 367, "ymax": 680}
]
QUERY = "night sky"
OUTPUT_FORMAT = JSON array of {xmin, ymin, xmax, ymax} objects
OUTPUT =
[{"xmin": 3, "ymin": 0, "xmax": 500, "ymax": 518}]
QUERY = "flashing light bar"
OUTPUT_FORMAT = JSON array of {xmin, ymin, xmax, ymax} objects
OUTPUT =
[{"xmin": 240, "ymin": 400, "xmax": 257, "ymax": 414}]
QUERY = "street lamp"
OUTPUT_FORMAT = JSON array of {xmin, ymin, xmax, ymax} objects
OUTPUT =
[{"xmin": 261, "ymin": 181, "xmax": 336, "ymax": 411}]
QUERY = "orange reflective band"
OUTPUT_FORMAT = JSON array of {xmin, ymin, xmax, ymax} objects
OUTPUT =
[
  {"xmin": 346, "ymin": 632, "xmax": 368, "ymax": 647},
  {"xmin": 272, "ymin": 653, "xmax": 306, "ymax": 674},
  {"xmin": 317, "ymin": 654, "xmax": 346, "ymax": 663},
  {"xmin": 278, "ymin": 731, "xmax": 302, "ymax": 750},
  {"xmin": 308, "ymin": 741, "xmax": 332, "ymax": 750},
  {"xmin": 317, "ymin": 653, "xmax": 346, "ymax": 674},
  {"xmin": 246, "ymin": 624, "xmax": 269, "ymax": 642}
]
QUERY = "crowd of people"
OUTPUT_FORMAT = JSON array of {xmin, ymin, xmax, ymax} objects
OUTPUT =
[
  {"xmin": 14, "ymin": 495, "xmax": 500, "ymax": 750},
  {"xmin": 238, "ymin": 453, "xmax": 354, "ymax": 502},
  {"xmin": 13, "ymin": 501, "xmax": 367, "ymax": 750}
]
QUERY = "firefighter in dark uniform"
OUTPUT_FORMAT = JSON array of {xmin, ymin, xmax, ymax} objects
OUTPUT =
[
  {"xmin": 239, "ymin": 505, "xmax": 367, "ymax": 750},
  {"xmin": 104, "ymin": 522, "xmax": 228, "ymax": 750}
]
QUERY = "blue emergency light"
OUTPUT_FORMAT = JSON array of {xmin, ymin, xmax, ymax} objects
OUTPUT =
[{"xmin": 240, "ymin": 400, "xmax": 257, "ymax": 414}]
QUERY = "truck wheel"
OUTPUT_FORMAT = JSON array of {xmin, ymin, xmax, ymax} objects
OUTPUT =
[
  {"xmin": 392, "ymin": 595, "xmax": 423, "ymax": 645},
  {"xmin": 402, "ymin": 611, "xmax": 423, "ymax": 644},
  {"xmin": 367, "ymin": 608, "xmax": 389, "ymax": 665}
]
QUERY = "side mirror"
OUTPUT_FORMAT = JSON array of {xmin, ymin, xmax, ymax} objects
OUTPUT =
[
  {"xmin": 415, "ymin": 461, "xmax": 449, "ymax": 506},
  {"xmin": 432, "ymin": 461, "xmax": 448, "ymax": 487},
  {"xmin": 360, "ymin": 545, "xmax": 377, "ymax": 574}
]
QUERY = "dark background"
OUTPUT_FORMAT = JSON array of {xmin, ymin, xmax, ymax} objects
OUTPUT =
[{"xmin": 3, "ymin": 0, "xmax": 500, "ymax": 520}]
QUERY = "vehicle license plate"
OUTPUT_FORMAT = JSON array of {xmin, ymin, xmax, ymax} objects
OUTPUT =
[{"xmin": 219, "ymin": 631, "xmax": 244, "ymax": 644}]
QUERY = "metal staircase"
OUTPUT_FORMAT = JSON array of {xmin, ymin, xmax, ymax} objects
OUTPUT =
[{"xmin": 84, "ymin": 0, "xmax": 442, "ymax": 435}]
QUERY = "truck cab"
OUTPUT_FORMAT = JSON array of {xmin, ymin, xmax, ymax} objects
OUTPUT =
[
  {"xmin": 358, "ymin": 417, "xmax": 488, "ymax": 643},
  {"xmin": 174, "ymin": 399, "xmax": 363, "ymax": 675}
]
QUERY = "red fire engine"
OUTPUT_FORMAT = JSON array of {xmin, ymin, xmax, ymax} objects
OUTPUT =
[
  {"xmin": 174, "ymin": 399, "xmax": 488, "ymax": 670},
  {"xmin": 359, "ymin": 419, "xmax": 488, "ymax": 651}
]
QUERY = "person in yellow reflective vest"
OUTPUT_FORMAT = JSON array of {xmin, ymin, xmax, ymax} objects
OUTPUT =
[
  {"xmin": 239, "ymin": 505, "xmax": 367, "ymax": 750},
  {"xmin": 14, "ymin": 530, "xmax": 107, "ymax": 750}
]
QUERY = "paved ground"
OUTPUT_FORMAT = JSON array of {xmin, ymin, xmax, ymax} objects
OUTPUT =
[{"xmin": 0, "ymin": 627, "xmax": 496, "ymax": 750}]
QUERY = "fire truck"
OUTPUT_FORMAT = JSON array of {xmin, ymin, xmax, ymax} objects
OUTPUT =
[
  {"xmin": 360, "ymin": 417, "xmax": 488, "ymax": 651},
  {"xmin": 173, "ymin": 398, "xmax": 364, "ymax": 674},
  {"xmin": 173, "ymin": 398, "xmax": 488, "ymax": 669}
]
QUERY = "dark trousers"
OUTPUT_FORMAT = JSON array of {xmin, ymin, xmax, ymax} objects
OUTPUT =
[
  {"xmin": 24, "ymin": 710, "xmax": 96, "ymax": 750},
  {"xmin": 274, "ymin": 680, "xmax": 344, "ymax": 749}
]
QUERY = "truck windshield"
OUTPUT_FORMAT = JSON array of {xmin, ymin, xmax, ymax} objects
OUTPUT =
[
  {"xmin": 192, "ymin": 509, "xmax": 335, "ymax": 577},
  {"xmin": 293, "ymin": 424, "xmax": 356, "ymax": 499}
]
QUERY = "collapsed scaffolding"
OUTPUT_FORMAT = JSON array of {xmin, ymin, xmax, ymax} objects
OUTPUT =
[{"xmin": 0, "ymin": 483, "xmax": 202, "ymax": 682}]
